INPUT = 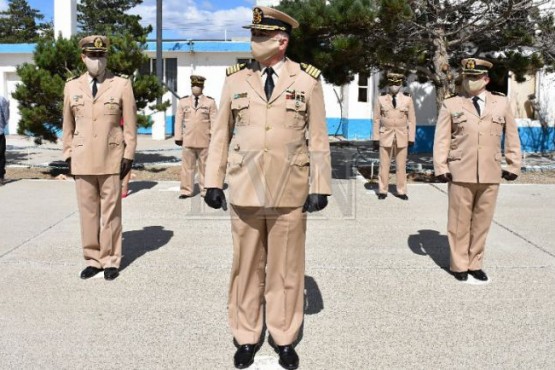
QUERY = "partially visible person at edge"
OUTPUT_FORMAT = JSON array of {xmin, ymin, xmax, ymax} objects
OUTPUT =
[
  {"xmin": 372, "ymin": 72, "xmax": 416, "ymax": 200},
  {"xmin": 174, "ymin": 74, "xmax": 217, "ymax": 199},
  {"xmin": 433, "ymin": 58, "xmax": 522, "ymax": 283},
  {"xmin": 203, "ymin": 6, "xmax": 332, "ymax": 370},
  {"xmin": 62, "ymin": 35, "xmax": 137, "ymax": 281},
  {"xmin": 0, "ymin": 94, "xmax": 9, "ymax": 185}
]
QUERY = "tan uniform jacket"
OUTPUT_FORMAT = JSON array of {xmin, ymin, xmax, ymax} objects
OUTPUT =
[
  {"xmin": 433, "ymin": 91, "xmax": 522, "ymax": 183},
  {"xmin": 205, "ymin": 59, "xmax": 332, "ymax": 208},
  {"xmin": 174, "ymin": 94, "xmax": 217, "ymax": 148},
  {"xmin": 372, "ymin": 92, "xmax": 416, "ymax": 147},
  {"xmin": 62, "ymin": 72, "xmax": 137, "ymax": 175}
]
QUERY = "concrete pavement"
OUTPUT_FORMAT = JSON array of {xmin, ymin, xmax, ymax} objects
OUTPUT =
[{"xmin": 0, "ymin": 178, "xmax": 554, "ymax": 369}]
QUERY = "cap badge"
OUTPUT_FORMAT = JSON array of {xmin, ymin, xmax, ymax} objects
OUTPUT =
[
  {"xmin": 465, "ymin": 59, "xmax": 476, "ymax": 70},
  {"xmin": 253, "ymin": 7, "xmax": 263, "ymax": 24},
  {"xmin": 94, "ymin": 37, "xmax": 103, "ymax": 48}
]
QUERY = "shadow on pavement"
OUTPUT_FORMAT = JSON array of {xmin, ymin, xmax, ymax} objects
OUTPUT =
[
  {"xmin": 134, "ymin": 152, "xmax": 180, "ymax": 164},
  {"xmin": 120, "ymin": 226, "xmax": 174, "ymax": 271},
  {"xmin": 407, "ymin": 229, "xmax": 450, "ymax": 272},
  {"xmin": 304, "ymin": 275, "xmax": 323, "ymax": 315},
  {"xmin": 128, "ymin": 180, "xmax": 157, "ymax": 196}
]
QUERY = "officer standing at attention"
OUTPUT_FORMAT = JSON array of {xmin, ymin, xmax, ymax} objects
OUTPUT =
[
  {"xmin": 174, "ymin": 75, "xmax": 217, "ymax": 198},
  {"xmin": 433, "ymin": 58, "xmax": 521, "ymax": 282},
  {"xmin": 62, "ymin": 35, "xmax": 137, "ymax": 281},
  {"xmin": 203, "ymin": 6, "xmax": 332, "ymax": 370},
  {"xmin": 372, "ymin": 73, "xmax": 416, "ymax": 200}
]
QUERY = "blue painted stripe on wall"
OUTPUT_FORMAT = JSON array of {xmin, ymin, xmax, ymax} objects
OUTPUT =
[
  {"xmin": 137, "ymin": 115, "xmax": 175, "ymax": 136},
  {"xmin": 144, "ymin": 41, "xmax": 251, "ymax": 53},
  {"xmin": 0, "ymin": 43, "xmax": 35, "ymax": 53}
]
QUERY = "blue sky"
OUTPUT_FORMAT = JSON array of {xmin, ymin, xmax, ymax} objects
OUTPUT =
[{"xmin": 2, "ymin": 0, "xmax": 262, "ymax": 40}]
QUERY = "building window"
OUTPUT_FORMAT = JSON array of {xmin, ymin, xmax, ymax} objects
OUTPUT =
[
  {"xmin": 139, "ymin": 58, "xmax": 178, "ymax": 92},
  {"xmin": 358, "ymin": 72, "xmax": 369, "ymax": 102},
  {"xmin": 237, "ymin": 58, "xmax": 255, "ymax": 64}
]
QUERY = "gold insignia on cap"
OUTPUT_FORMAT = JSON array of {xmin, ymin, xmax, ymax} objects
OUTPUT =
[
  {"xmin": 465, "ymin": 59, "xmax": 476, "ymax": 70},
  {"xmin": 94, "ymin": 37, "xmax": 103, "ymax": 48},
  {"xmin": 253, "ymin": 7, "xmax": 263, "ymax": 24}
]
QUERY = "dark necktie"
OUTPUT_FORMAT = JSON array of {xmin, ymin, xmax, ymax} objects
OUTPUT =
[
  {"xmin": 392, "ymin": 94, "xmax": 397, "ymax": 108},
  {"xmin": 194, "ymin": 96, "xmax": 199, "ymax": 108},
  {"xmin": 264, "ymin": 67, "xmax": 275, "ymax": 100},
  {"xmin": 472, "ymin": 96, "xmax": 481, "ymax": 116},
  {"xmin": 92, "ymin": 78, "xmax": 98, "ymax": 98}
]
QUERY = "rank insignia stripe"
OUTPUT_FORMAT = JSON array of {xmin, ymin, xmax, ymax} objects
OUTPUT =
[{"xmin": 300, "ymin": 63, "xmax": 321, "ymax": 79}]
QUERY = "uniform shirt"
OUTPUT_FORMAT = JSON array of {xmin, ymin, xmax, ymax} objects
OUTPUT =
[
  {"xmin": 433, "ymin": 91, "xmax": 522, "ymax": 183},
  {"xmin": 0, "ymin": 96, "xmax": 9, "ymax": 135},
  {"xmin": 260, "ymin": 58, "xmax": 285, "ymax": 86},
  {"xmin": 87, "ymin": 72, "xmax": 105, "ymax": 95}
]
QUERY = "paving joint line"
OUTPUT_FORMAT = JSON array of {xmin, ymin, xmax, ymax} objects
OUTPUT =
[
  {"xmin": 0, "ymin": 211, "xmax": 77, "ymax": 259},
  {"xmin": 431, "ymin": 183, "xmax": 555, "ymax": 260}
]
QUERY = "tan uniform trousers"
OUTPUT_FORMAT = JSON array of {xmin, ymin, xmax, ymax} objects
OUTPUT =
[
  {"xmin": 229, "ymin": 205, "xmax": 306, "ymax": 346},
  {"xmin": 448, "ymin": 182, "xmax": 500, "ymax": 272},
  {"xmin": 75, "ymin": 174, "xmax": 122, "ymax": 269},
  {"xmin": 180, "ymin": 147, "xmax": 208, "ymax": 196},
  {"xmin": 378, "ymin": 142, "xmax": 407, "ymax": 195}
]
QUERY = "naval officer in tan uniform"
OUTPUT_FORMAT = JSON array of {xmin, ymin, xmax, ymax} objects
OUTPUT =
[
  {"xmin": 372, "ymin": 73, "xmax": 416, "ymax": 200},
  {"xmin": 204, "ymin": 6, "xmax": 332, "ymax": 370},
  {"xmin": 174, "ymin": 75, "xmax": 217, "ymax": 198},
  {"xmin": 433, "ymin": 58, "xmax": 521, "ymax": 282},
  {"xmin": 62, "ymin": 35, "xmax": 137, "ymax": 281}
]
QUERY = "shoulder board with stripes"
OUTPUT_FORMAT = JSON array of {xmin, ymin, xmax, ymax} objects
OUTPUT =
[
  {"xmin": 403, "ymin": 91, "xmax": 411, "ymax": 97},
  {"xmin": 491, "ymin": 91, "xmax": 506, "ymax": 96},
  {"xmin": 226, "ymin": 63, "xmax": 246, "ymax": 76},
  {"xmin": 381, "ymin": 92, "xmax": 387, "ymax": 96},
  {"xmin": 300, "ymin": 63, "xmax": 322, "ymax": 79},
  {"xmin": 117, "ymin": 73, "xmax": 130, "ymax": 79},
  {"xmin": 66, "ymin": 75, "xmax": 78, "ymax": 82},
  {"xmin": 206, "ymin": 96, "xmax": 214, "ymax": 100}
]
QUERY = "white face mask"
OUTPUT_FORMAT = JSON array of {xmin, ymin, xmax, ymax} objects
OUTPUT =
[
  {"xmin": 463, "ymin": 77, "xmax": 487, "ymax": 95},
  {"xmin": 192, "ymin": 86, "xmax": 203, "ymax": 96},
  {"xmin": 84, "ymin": 56, "xmax": 107, "ymax": 77},
  {"xmin": 389, "ymin": 85, "xmax": 401, "ymax": 95},
  {"xmin": 250, "ymin": 36, "xmax": 281, "ymax": 63}
]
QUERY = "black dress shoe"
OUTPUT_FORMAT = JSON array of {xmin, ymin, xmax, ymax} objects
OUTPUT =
[
  {"xmin": 80, "ymin": 266, "xmax": 102, "ymax": 279},
  {"xmin": 277, "ymin": 345, "xmax": 299, "ymax": 370},
  {"xmin": 377, "ymin": 193, "xmax": 387, "ymax": 200},
  {"xmin": 397, "ymin": 194, "xmax": 409, "ymax": 200},
  {"xmin": 104, "ymin": 268, "xmax": 119, "ymax": 280},
  {"xmin": 234, "ymin": 344, "xmax": 259, "ymax": 369},
  {"xmin": 178, "ymin": 194, "xmax": 190, "ymax": 199},
  {"xmin": 452, "ymin": 271, "xmax": 468, "ymax": 281},
  {"xmin": 468, "ymin": 269, "xmax": 488, "ymax": 281}
]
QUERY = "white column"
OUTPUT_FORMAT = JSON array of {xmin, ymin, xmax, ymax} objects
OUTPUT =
[
  {"xmin": 54, "ymin": 0, "xmax": 77, "ymax": 39},
  {"xmin": 151, "ymin": 111, "xmax": 166, "ymax": 140}
]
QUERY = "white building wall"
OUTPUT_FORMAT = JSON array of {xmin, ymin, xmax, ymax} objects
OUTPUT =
[{"xmin": 54, "ymin": 0, "xmax": 77, "ymax": 38}]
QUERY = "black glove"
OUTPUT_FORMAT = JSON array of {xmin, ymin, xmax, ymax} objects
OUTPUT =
[
  {"xmin": 436, "ymin": 173, "xmax": 453, "ymax": 183},
  {"xmin": 175, "ymin": 140, "xmax": 183, "ymax": 146},
  {"xmin": 502, "ymin": 170, "xmax": 518, "ymax": 181},
  {"xmin": 408, "ymin": 141, "xmax": 414, "ymax": 148},
  {"xmin": 65, "ymin": 157, "xmax": 73, "ymax": 178},
  {"xmin": 204, "ymin": 188, "xmax": 227, "ymax": 210},
  {"xmin": 373, "ymin": 141, "xmax": 380, "ymax": 151},
  {"xmin": 120, "ymin": 158, "xmax": 133, "ymax": 180},
  {"xmin": 302, "ymin": 194, "xmax": 328, "ymax": 213}
]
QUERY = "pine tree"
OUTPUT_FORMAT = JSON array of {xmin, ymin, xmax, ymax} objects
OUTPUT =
[
  {"xmin": 278, "ymin": 0, "xmax": 555, "ymax": 109},
  {"xmin": 13, "ymin": 0, "xmax": 168, "ymax": 143},
  {"xmin": 0, "ymin": 0, "xmax": 53, "ymax": 43}
]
